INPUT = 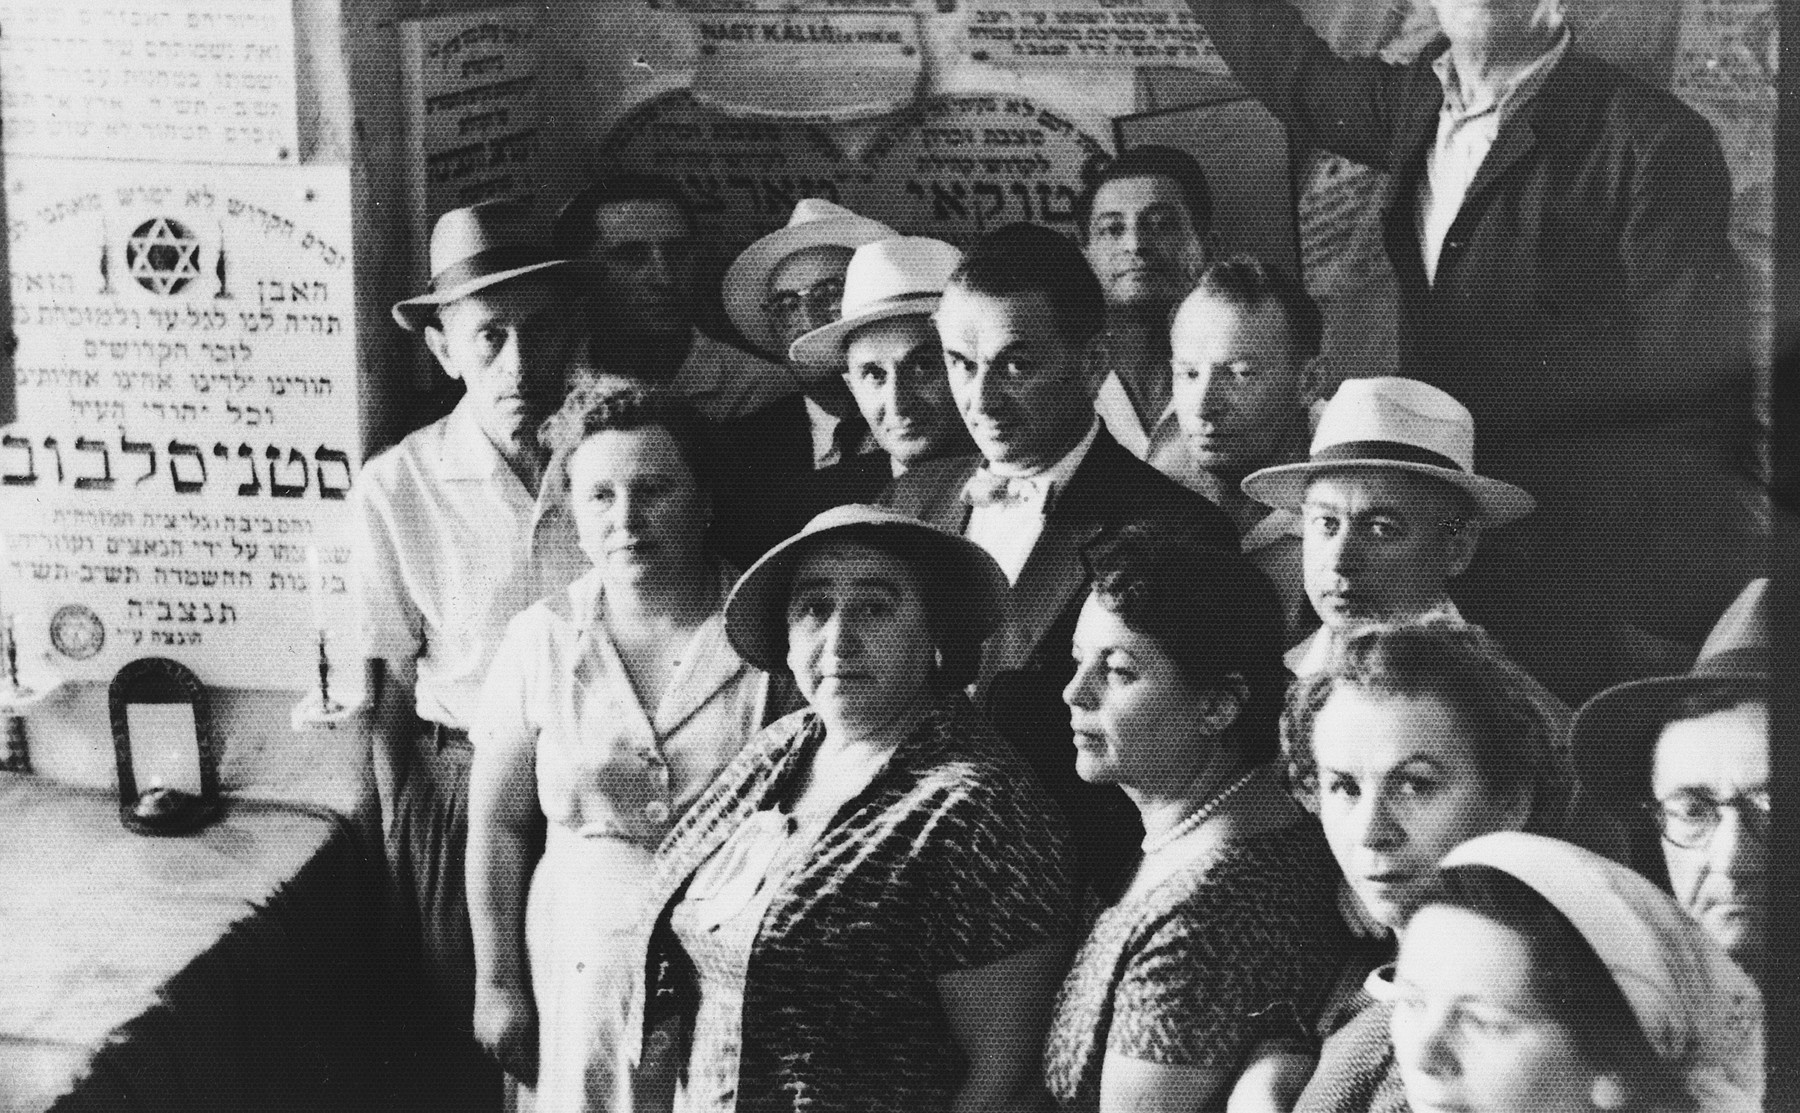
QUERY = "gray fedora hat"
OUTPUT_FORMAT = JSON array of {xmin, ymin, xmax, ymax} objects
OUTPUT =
[
  {"xmin": 392, "ymin": 200, "xmax": 582, "ymax": 331},
  {"xmin": 724, "ymin": 503, "xmax": 1009, "ymax": 674}
]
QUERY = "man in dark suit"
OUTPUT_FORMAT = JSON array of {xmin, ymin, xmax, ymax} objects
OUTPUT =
[
  {"xmin": 1188, "ymin": 0, "xmax": 1757, "ymax": 701},
  {"xmin": 882, "ymin": 223, "xmax": 1235, "ymax": 890}
]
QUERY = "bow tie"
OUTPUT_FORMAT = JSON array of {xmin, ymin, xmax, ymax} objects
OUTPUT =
[{"xmin": 962, "ymin": 470, "xmax": 1051, "ymax": 511}]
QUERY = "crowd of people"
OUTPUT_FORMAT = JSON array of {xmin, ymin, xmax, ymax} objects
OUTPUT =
[{"xmin": 348, "ymin": 1, "xmax": 1769, "ymax": 1110}]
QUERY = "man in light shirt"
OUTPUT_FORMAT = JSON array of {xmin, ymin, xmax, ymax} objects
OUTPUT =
[
  {"xmin": 359, "ymin": 202, "xmax": 591, "ymax": 1110},
  {"xmin": 1241, "ymin": 377, "xmax": 1535, "ymax": 677},
  {"xmin": 882, "ymin": 222, "xmax": 1232, "ymax": 889},
  {"xmin": 1078, "ymin": 145, "xmax": 1215, "ymax": 459},
  {"xmin": 552, "ymin": 173, "xmax": 792, "ymax": 424},
  {"xmin": 1149, "ymin": 256, "xmax": 1322, "ymax": 644},
  {"xmin": 1187, "ymin": 0, "xmax": 1754, "ymax": 700}
]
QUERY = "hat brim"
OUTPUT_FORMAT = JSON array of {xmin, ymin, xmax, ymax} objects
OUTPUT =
[
  {"xmin": 722, "ymin": 216, "xmax": 897, "ymax": 357},
  {"xmin": 1570, "ymin": 661, "xmax": 1765, "ymax": 801},
  {"xmin": 1241, "ymin": 458, "xmax": 1537, "ymax": 527},
  {"xmin": 392, "ymin": 258, "xmax": 582, "ymax": 332},
  {"xmin": 788, "ymin": 294, "xmax": 943, "ymax": 369},
  {"xmin": 724, "ymin": 504, "xmax": 1010, "ymax": 674}
]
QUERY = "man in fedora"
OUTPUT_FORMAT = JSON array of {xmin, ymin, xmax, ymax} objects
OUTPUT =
[
  {"xmin": 552, "ymin": 172, "xmax": 790, "ymax": 423},
  {"xmin": 882, "ymin": 222, "xmax": 1234, "ymax": 890},
  {"xmin": 718, "ymin": 199, "xmax": 896, "ymax": 485},
  {"xmin": 1242, "ymin": 377, "xmax": 1536, "ymax": 676},
  {"xmin": 1152, "ymin": 255, "xmax": 1323, "ymax": 644},
  {"xmin": 1571, "ymin": 579, "xmax": 1768, "ymax": 987},
  {"xmin": 358, "ymin": 201, "xmax": 589, "ymax": 1106},
  {"xmin": 1079, "ymin": 145, "xmax": 1216, "ymax": 459}
]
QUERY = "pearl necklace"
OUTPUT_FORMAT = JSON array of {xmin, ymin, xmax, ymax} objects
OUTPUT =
[{"xmin": 1139, "ymin": 769, "xmax": 1260, "ymax": 858}]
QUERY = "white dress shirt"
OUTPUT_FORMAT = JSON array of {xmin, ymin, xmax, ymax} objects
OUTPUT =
[
  {"xmin": 1417, "ymin": 30, "xmax": 1571, "ymax": 284},
  {"xmin": 1285, "ymin": 599, "xmax": 1463, "ymax": 677},
  {"xmin": 965, "ymin": 418, "xmax": 1101, "ymax": 584}
]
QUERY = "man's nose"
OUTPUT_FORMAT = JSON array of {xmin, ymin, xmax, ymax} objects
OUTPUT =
[{"xmin": 1711, "ymin": 803, "xmax": 1768, "ymax": 878}]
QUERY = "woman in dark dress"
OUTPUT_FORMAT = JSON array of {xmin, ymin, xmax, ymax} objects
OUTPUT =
[{"xmin": 1043, "ymin": 528, "xmax": 1349, "ymax": 1112}]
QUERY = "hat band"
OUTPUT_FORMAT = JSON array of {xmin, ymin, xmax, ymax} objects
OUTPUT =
[
  {"xmin": 430, "ymin": 244, "xmax": 564, "ymax": 294},
  {"xmin": 840, "ymin": 290, "xmax": 938, "ymax": 320},
  {"xmin": 1311, "ymin": 439, "xmax": 1467, "ymax": 474}
]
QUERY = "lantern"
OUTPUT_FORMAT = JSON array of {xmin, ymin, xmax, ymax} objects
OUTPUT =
[{"xmin": 108, "ymin": 657, "xmax": 223, "ymax": 835}]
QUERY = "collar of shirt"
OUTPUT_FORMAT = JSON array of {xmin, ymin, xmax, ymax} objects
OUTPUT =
[
  {"xmin": 1431, "ymin": 25, "xmax": 1571, "ymax": 126},
  {"xmin": 805, "ymin": 394, "xmax": 844, "ymax": 471},
  {"xmin": 440, "ymin": 396, "xmax": 565, "ymax": 534},
  {"xmin": 1284, "ymin": 598, "xmax": 1463, "ymax": 676}
]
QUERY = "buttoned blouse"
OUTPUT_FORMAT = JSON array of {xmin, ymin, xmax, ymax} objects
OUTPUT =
[{"xmin": 473, "ymin": 564, "xmax": 769, "ymax": 846}]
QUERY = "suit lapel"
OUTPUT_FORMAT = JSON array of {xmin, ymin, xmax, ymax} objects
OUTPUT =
[{"xmin": 1382, "ymin": 59, "xmax": 1445, "ymax": 318}]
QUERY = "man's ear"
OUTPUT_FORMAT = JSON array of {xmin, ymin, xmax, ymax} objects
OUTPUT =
[
  {"xmin": 1298, "ymin": 354, "xmax": 1328, "ymax": 407},
  {"xmin": 1076, "ymin": 334, "xmax": 1108, "ymax": 399},
  {"xmin": 422, "ymin": 323, "xmax": 462, "ymax": 381},
  {"xmin": 1444, "ymin": 515, "xmax": 1482, "ymax": 579}
]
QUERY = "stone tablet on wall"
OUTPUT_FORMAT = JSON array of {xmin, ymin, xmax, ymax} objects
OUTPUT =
[
  {"xmin": 0, "ymin": 0, "xmax": 299, "ymax": 165},
  {"xmin": 849, "ymin": 92, "xmax": 1110, "ymax": 247},
  {"xmin": 0, "ymin": 162, "xmax": 358, "ymax": 691},
  {"xmin": 400, "ymin": 3, "xmax": 544, "ymax": 262},
  {"xmin": 963, "ymin": 0, "xmax": 1228, "ymax": 71},
  {"xmin": 690, "ymin": 12, "xmax": 923, "ymax": 123}
]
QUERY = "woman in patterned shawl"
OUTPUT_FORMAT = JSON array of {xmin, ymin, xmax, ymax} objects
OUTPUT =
[
  {"xmin": 634, "ymin": 504, "xmax": 1076, "ymax": 1113},
  {"xmin": 1043, "ymin": 526, "xmax": 1350, "ymax": 1112}
]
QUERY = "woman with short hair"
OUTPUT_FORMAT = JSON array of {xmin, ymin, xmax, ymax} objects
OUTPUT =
[
  {"xmin": 467, "ymin": 383, "xmax": 769, "ymax": 1111},
  {"xmin": 637, "ymin": 504, "xmax": 1075, "ymax": 1112},
  {"xmin": 1042, "ymin": 528, "xmax": 1349, "ymax": 1113},
  {"xmin": 1390, "ymin": 831, "xmax": 1761, "ymax": 1113}
]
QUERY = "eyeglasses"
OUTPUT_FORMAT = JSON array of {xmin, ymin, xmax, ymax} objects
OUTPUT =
[
  {"xmin": 1642, "ymin": 789, "xmax": 1770, "ymax": 849},
  {"xmin": 763, "ymin": 275, "xmax": 845, "ymax": 322}
]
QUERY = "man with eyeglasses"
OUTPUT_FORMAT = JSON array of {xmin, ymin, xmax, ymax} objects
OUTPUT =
[
  {"xmin": 552, "ymin": 173, "xmax": 791, "ymax": 423},
  {"xmin": 1572, "ymin": 578, "xmax": 1768, "ymax": 985},
  {"xmin": 716, "ymin": 200, "xmax": 896, "ymax": 486}
]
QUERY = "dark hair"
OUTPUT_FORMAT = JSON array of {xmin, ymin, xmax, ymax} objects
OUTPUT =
[
  {"xmin": 1283, "ymin": 615, "xmax": 1577, "ymax": 836},
  {"xmin": 552, "ymin": 173, "xmax": 695, "ymax": 256},
  {"xmin": 779, "ymin": 525, "xmax": 984, "ymax": 691},
  {"xmin": 1084, "ymin": 525, "xmax": 1286, "ymax": 763},
  {"xmin": 946, "ymin": 223, "xmax": 1106, "ymax": 348},
  {"xmin": 1076, "ymin": 145, "xmax": 1214, "ymax": 239},
  {"xmin": 1412, "ymin": 864, "xmax": 1697, "ymax": 1113},
  {"xmin": 1190, "ymin": 254, "xmax": 1324, "ymax": 363},
  {"xmin": 538, "ymin": 378, "xmax": 723, "ymax": 497}
]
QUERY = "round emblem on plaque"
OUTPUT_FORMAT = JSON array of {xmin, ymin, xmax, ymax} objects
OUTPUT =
[
  {"xmin": 50, "ymin": 604, "xmax": 105, "ymax": 661},
  {"xmin": 125, "ymin": 217, "xmax": 203, "ymax": 296}
]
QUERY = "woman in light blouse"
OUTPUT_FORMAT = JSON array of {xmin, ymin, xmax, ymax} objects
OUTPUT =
[{"xmin": 467, "ymin": 383, "xmax": 769, "ymax": 1112}]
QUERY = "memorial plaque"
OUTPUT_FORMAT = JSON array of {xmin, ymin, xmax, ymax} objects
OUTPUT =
[
  {"xmin": 0, "ymin": 0, "xmax": 299, "ymax": 165},
  {"xmin": 0, "ymin": 161, "xmax": 359, "ymax": 690},
  {"xmin": 962, "ymin": 0, "xmax": 1227, "ymax": 71},
  {"xmin": 690, "ymin": 12, "xmax": 923, "ymax": 123},
  {"xmin": 647, "ymin": 0, "xmax": 929, "ymax": 10},
  {"xmin": 849, "ymin": 93, "xmax": 1110, "ymax": 247},
  {"xmin": 599, "ymin": 91, "xmax": 874, "ymax": 279},
  {"xmin": 400, "ymin": 4, "xmax": 544, "ymax": 252}
]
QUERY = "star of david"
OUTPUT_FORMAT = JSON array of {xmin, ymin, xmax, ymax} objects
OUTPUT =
[{"xmin": 125, "ymin": 217, "xmax": 202, "ymax": 296}]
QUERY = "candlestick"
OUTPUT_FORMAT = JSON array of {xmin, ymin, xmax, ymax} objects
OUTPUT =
[
  {"xmin": 316, "ymin": 628, "xmax": 342, "ymax": 714},
  {"xmin": 3, "ymin": 615, "xmax": 17, "ymax": 693}
]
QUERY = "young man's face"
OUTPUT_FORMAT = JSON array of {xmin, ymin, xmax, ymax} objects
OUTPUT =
[
  {"xmin": 1169, "ymin": 292, "xmax": 1312, "ymax": 479},
  {"xmin": 425, "ymin": 276, "xmax": 580, "ymax": 460},
  {"xmin": 1084, "ymin": 174, "xmax": 1208, "ymax": 313},
  {"xmin": 1300, "ymin": 469, "xmax": 1478, "ymax": 632},
  {"xmin": 588, "ymin": 198, "xmax": 697, "ymax": 339},
  {"xmin": 842, "ymin": 314, "xmax": 965, "ymax": 470}
]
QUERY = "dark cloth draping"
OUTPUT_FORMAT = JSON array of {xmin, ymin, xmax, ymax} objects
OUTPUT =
[{"xmin": 0, "ymin": 774, "xmax": 385, "ymax": 1113}]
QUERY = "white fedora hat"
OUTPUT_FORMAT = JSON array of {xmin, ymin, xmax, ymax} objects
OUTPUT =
[
  {"xmin": 392, "ymin": 201, "xmax": 581, "ymax": 331},
  {"xmin": 1241, "ymin": 377, "xmax": 1536, "ymax": 525},
  {"xmin": 723, "ymin": 199, "xmax": 896, "ymax": 357},
  {"xmin": 788, "ymin": 236, "xmax": 963, "ymax": 369}
]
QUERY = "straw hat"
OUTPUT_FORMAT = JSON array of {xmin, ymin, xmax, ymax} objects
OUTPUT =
[
  {"xmin": 722, "ymin": 199, "xmax": 896, "ymax": 357},
  {"xmin": 723, "ymin": 504, "xmax": 1008, "ymax": 674},
  {"xmin": 1441, "ymin": 831, "xmax": 1763, "ymax": 1112},
  {"xmin": 1571, "ymin": 578, "xmax": 1768, "ymax": 796},
  {"xmin": 392, "ymin": 201, "xmax": 581, "ymax": 331},
  {"xmin": 788, "ymin": 237, "xmax": 964, "ymax": 369},
  {"xmin": 1241, "ymin": 377, "xmax": 1536, "ymax": 525}
]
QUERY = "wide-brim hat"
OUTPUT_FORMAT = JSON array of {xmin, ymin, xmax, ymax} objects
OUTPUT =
[
  {"xmin": 724, "ymin": 503, "xmax": 1009, "ymax": 674},
  {"xmin": 1242, "ymin": 377, "xmax": 1536, "ymax": 526},
  {"xmin": 1439, "ymin": 832, "xmax": 1763, "ymax": 1112},
  {"xmin": 392, "ymin": 200, "xmax": 582, "ymax": 331},
  {"xmin": 788, "ymin": 236, "xmax": 964, "ymax": 369},
  {"xmin": 1571, "ymin": 578, "xmax": 1768, "ymax": 794},
  {"xmin": 722, "ymin": 199, "xmax": 896, "ymax": 357}
]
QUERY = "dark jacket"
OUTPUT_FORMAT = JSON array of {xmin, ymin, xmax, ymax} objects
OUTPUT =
[
  {"xmin": 882, "ymin": 428, "xmax": 1235, "ymax": 890},
  {"xmin": 1190, "ymin": 0, "xmax": 1760, "ymax": 689},
  {"xmin": 714, "ymin": 447, "xmax": 893, "ymax": 569}
]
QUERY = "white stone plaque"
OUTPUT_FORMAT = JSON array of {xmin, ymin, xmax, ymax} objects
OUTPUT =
[
  {"xmin": 0, "ymin": 0, "xmax": 299, "ymax": 165},
  {"xmin": 963, "ymin": 0, "xmax": 1228, "ymax": 71},
  {"xmin": 1, "ymin": 160, "xmax": 358, "ymax": 690}
]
